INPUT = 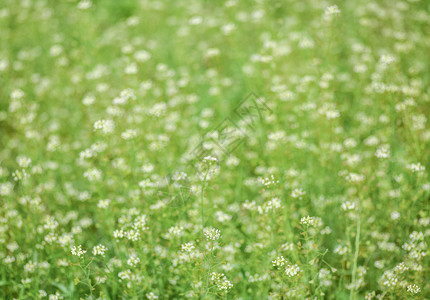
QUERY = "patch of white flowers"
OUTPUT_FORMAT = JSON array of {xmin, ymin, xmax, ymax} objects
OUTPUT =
[
  {"xmin": 300, "ymin": 216, "xmax": 323, "ymax": 227},
  {"xmin": 272, "ymin": 256, "xmax": 301, "ymax": 278},
  {"xmin": 291, "ymin": 188, "xmax": 306, "ymax": 198},
  {"xmin": 407, "ymin": 284, "xmax": 421, "ymax": 294},
  {"xmin": 204, "ymin": 227, "xmax": 221, "ymax": 241},
  {"xmin": 71, "ymin": 245, "xmax": 86, "ymax": 257},
  {"xmin": 93, "ymin": 119, "xmax": 114, "ymax": 134},
  {"xmin": 92, "ymin": 244, "xmax": 107, "ymax": 256},
  {"xmin": 407, "ymin": 162, "xmax": 425, "ymax": 174},
  {"xmin": 210, "ymin": 272, "xmax": 233, "ymax": 292}
]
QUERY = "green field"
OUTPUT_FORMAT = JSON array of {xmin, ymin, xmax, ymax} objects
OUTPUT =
[{"xmin": 0, "ymin": 0, "xmax": 429, "ymax": 299}]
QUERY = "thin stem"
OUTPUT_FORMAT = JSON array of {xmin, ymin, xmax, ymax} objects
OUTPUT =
[
  {"xmin": 201, "ymin": 169, "xmax": 209, "ymax": 229},
  {"xmin": 350, "ymin": 211, "xmax": 361, "ymax": 300}
]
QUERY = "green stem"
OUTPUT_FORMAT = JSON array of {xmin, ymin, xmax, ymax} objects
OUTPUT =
[
  {"xmin": 350, "ymin": 211, "xmax": 360, "ymax": 300},
  {"xmin": 201, "ymin": 169, "xmax": 209, "ymax": 229}
]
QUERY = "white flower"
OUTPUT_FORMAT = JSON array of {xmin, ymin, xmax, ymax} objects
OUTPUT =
[
  {"xmin": 391, "ymin": 211, "xmax": 400, "ymax": 220},
  {"xmin": 82, "ymin": 95, "xmax": 95, "ymax": 106},
  {"xmin": 272, "ymin": 256, "xmax": 287, "ymax": 268},
  {"xmin": 375, "ymin": 145, "xmax": 390, "ymax": 159},
  {"xmin": 181, "ymin": 242, "xmax": 195, "ymax": 252},
  {"xmin": 97, "ymin": 199, "xmax": 111, "ymax": 209},
  {"xmin": 77, "ymin": 0, "xmax": 92, "ymax": 9},
  {"xmin": 125, "ymin": 63, "xmax": 138, "ymax": 74},
  {"xmin": 12, "ymin": 169, "xmax": 29, "ymax": 181},
  {"xmin": 291, "ymin": 188, "xmax": 306, "ymax": 198},
  {"xmin": 261, "ymin": 174, "xmax": 279, "ymax": 188},
  {"xmin": 300, "ymin": 216, "xmax": 323, "ymax": 227},
  {"xmin": 324, "ymin": 5, "xmax": 341, "ymax": 16},
  {"xmin": 210, "ymin": 272, "xmax": 233, "ymax": 291},
  {"xmin": 407, "ymin": 284, "xmax": 421, "ymax": 294},
  {"xmin": 258, "ymin": 197, "xmax": 282, "ymax": 214},
  {"xmin": 202, "ymin": 156, "xmax": 218, "ymax": 165},
  {"xmin": 285, "ymin": 264, "xmax": 301, "ymax": 277},
  {"xmin": 146, "ymin": 292, "xmax": 158, "ymax": 299},
  {"xmin": 0, "ymin": 182, "xmax": 14, "ymax": 196},
  {"xmin": 221, "ymin": 23, "xmax": 235, "ymax": 35},
  {"xmin": 334, "ymin": 245, "xmax": 348, "ymax": 255},
  {"xmin": 50, "ymin": 45, "xmax": 63, "ymax": 57},
  {"xmin": 407, "ymin": 163, "xmax": 425, "ymax": 174},
  {"xmin": 71, "ymin": 245, "xmax": 86, "ymax": 257},
  {"xmin": 48, "ymin": 291, "xmax": 63, "ymax": 300},
  {"xmin": 39, "ymin": 290, "xmax": 47, "ymax": 297},
  {"xmin": 92, "ymin": 244, "xmax": 107, "ymax": 256},
  {"xmin": 121, "ymin": 129, "xmax": 137, "ymax": 140},
  {"xmin": 11, "ymin": 89, "xmax": 25, "ymax": 100},
  {"xmin": 379, "ymin": 54, "xmax": 396, "ymax": 65},
  {"xmin": 204, "ymin": 227, "xmax": 221, "ymax": 241},
  {"xmin": 134, "ymin": 50, "xmax": 151, "ymax": 62},
  {"xmin": 95, "ymin": 275, "xmax": 107, "ymax": 284},
  {"xmin": 345, "ymin": 173, "xmax": 365, "ymax": 183},
  {"xmin": 93, "ymin": 120, "xmax": 114, "ymax": 134},
  {"xmin": 341, "ymin": 201, "xmax": 357, "ymax": 211},
  {"xmin": 119, "ymin": 88, "xmax": 136, "ymax": 101},
  {"xmin": 83, "ymin": 168, "xmax": 102, "ymax": 182},
  {"xmin": 281, "ymin": 243, "xmax": 294, "ymax": 251},
  {"xmin": 3, "ymin": 256, "xmax": 15, "ymax": 264},
  {"xmin": 17, "ymin": 156, "xmax": 31, "ymax": 168},
  {"xmin": 127, "ymin": 253, "xmax": 140, "ymax": 267}
]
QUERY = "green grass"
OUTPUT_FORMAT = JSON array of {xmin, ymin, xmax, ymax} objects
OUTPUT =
[{"xmin": 0, "ymin": 0, "xmax": 429, "ymax": 299}]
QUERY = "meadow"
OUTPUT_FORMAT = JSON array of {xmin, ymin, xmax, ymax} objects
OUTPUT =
[{"xmin": 0, "ymin": 0, "xmax": 429, "ymax": 299}]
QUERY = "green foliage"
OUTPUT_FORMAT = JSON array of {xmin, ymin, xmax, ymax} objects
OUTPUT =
[{"xmin": 0, "ymin": 0, "xmax": 429, "ymax": 299}]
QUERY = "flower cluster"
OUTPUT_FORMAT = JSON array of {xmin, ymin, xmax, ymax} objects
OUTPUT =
[
  {"xmin": 203, "ymin": 227, "xmax": 221, "ymax": 241},
  {"xmin": 92, "ymin": 244, "xmax": 107, "ymax": 256},
  {"xmin": 210, "ymin": 272, "xmax": 233, "ymax": 292},
  {"xmin": 71, "ymin": 245, "xmax": 86, "ymax": 257}
]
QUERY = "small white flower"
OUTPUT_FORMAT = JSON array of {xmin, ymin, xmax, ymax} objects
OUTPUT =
[
  {"xmin": 291, "ymin": 188, "xmax": 306, "ymax": 198},
  {"xmin": 261, "ymin": 174, "xmax": 279, "ymax": 188},
  {"xmin": 345, "ymin": 173, "xmax": 365, "ymax": 183},
  {"xmin": 391, "ymin": 211, "xmax": 400, "ymax": 220},
  {"xmin": 121, "ymin": 129, "xmax": 137, "ymax": 140},
  {"xmin": 95, "ymin": 275, "xmax": 107, "ymax": 284},
  {"xmin": 134, "ymin": 50, "xmax": 151, "ymax": 62},
  {"xmin": 285, "ymin": 264, "xmax": 301, "ymax": 277},
  {"xmin": 11, "ymin": 89, "xmax": 25, "ymax": 100},
  {"xmin": 17, "ymin": 156, "xmax": 32, "ymax": 168},
  {"xmin": 324, "ymin": 5, "xmax": 341, "ymax": 16},
  {"xmin": 334, "ymin": 245, "xmax": 348, "ymax": 255},
  {"xmin": 407, "ymin": 284, "xmax": 421, "ymax": 294},
  {"xmin": 379, "ymin": 54, "xmax": 396, "ymax": 65},
  {"xmin": 210, "ymin": 272, "xmax": 233, "ymax": 291},
  {"xmin": 39, "ymin": 290, "xmax": 47, "ymax": 297},
  {"xmin": 77, "ymin": 0, "xmax": 92, "ymax": 9},
  {"xmin": 97, "ymin": 199, "xmax": 111, "ymax": 209},
  {"xmin": 272, "ymin": 256, "xmax": 287, "ymax": 268},
  {"xmin": 407, "ymin": 163, "xmax": 425, "ymax": 174},
  {"xmin": 204, "ymin": 227, "xmax": 221, "ymax": 241},
  {"xmin": 300, "ymin": 216, "xmax": 323, "ymax": 227},
  {"xmin": 146, "ymin": 292, "xmax": 159, "ymax": 299},
  {"xmin": 71, "ymin": 245, "xmax": 86, "ymax": 257},
  {"xmin": 341, "ymin": 201, "xmax": 357, "ymax": 211},
  {"xmin": 127, "ymin": 253, "xmax": 140, "ymax": 267},
  {"xmin": 375, "ymin": 145, "xmax": 390, "ymax": 159},
  {"xmin": 92, "ymin": 244, "xmax": 107, "ymax": 256},
  {"xmin": 83, "ymin": 168, "xmax": 102, "ymax": 182},
  {"xmin": 125, "ymin": 63, "xmax": 138, "ymax": 74},
  {"xmin": 181, "ymin": 242, "xmax": 195, "ymax": 252},
  {"xmin": 202, "ymin": 156, "xmax": 218, "ymax": 165},
  {"xmin": 82, "ymin": 95, "xmax": 95, "ymax": 106},
  {"xmin": 93, "ymin": 120, "xmax": 114, "ymax": 134},
  {"xmin": 0, "ymin": 182, "xmax": 14, "ymax": 196}
]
